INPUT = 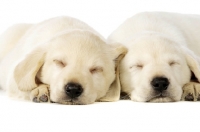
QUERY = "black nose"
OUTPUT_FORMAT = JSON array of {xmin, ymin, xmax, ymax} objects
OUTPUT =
[
  {"xmin": 151, "ymin": 77, "xmax": 169, "ymax": 92},
  {"xmin": 65, "ymin": 83, "xmax": 83, "ymax": 98}
]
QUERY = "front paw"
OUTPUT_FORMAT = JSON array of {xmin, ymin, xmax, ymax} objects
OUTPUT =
[
  {"xmin": 30, "ymin": 84, "xmax": 50, "ymax": 103},
  {"xmin": 182, "ymin": 82, "xmax": 200, "ymax": 101}
]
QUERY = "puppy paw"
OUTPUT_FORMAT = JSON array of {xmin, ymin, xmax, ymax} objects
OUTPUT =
[
  {"xmin": 97, "ymin": 96, "xmax": 119, "ymax": 102},
  {"xmin": 97, "ymin": 97, "xmax": 113, "ymax": 102},
  {"xmin": 182, "ymin": 82, "xmax": 200, "ymax": 101},
  {"xmin": 30, "ymin": 84, "xmax": 50, "ymax": 103}
]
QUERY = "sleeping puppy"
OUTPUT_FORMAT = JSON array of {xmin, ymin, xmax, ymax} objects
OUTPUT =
[
  {"xmin": 108, "ymin": 12, "xmax": 200, "ymax": 102},
  {"xmin": 0, "ymin": 16, "xmax": 127, "ymax": 104}
]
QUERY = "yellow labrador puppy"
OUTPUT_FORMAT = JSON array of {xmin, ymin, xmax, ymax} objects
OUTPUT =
[
  {"xmin": 108, "ymin": 12, "xmax": 200, "ymax": 102},
  {"xmin": 0, "ymin": 17, "xmax": 126, "ymax": 104}
]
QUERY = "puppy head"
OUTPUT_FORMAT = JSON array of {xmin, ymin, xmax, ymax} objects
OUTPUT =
[
  {"xmin": 120, "ymin": 33, "xmax": 200, "ymax": 102},
  {"xmin": 14, "ymin": 30, "xmax": 126, "ymax": 104}
]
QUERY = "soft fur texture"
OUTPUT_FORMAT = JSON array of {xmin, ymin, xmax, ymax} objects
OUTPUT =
[
  {"xmin": 108, "ymin": 12, "xmax": 200, "ymax": 102},
  {"xmin": 0, "ymin": 16, "xmax": 127, "ymax": 105}
]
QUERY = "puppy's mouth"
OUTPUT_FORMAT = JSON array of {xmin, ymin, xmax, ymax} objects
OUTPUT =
[
  {"xmin": 66, "ymin": 99, "xmax": 85, "ymax": 105},
  {"xmin": 63, "ymin": 100, "xmax": 84, "ymax": 105},
  {"xmin": 147, "ymin": 93, "xmax": 175, "ymax": 102},
  {"xmin": 51, "ymin": 98, "xmax": 85, "ymax": 105}
]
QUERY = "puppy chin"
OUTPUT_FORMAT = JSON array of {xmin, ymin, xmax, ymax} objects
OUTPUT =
[
  {"xmin": 131, "ymin": 93, "xmax": 181, "ymax": 102},
  {"xmin": 56, "ymin": 101, "xmax": 85, "ymax": 105},
  {"xmin": 148, "ymin": 97, "xmax": 175, "ymax": 103},
  {"xmin": 51, "ymin": 99, "xmax": 88, "ymax": 105},
  {"xmin": 50, "ymin": 96, "xmax": 95, "ymax": 105}
]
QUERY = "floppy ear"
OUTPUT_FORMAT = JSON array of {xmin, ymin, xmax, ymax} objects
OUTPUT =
[
  {"xmin": 183, "ymin": 47, "xmax": 200, "ymax": 82},
  {"xmin": 14, "ymin": 47, "xmax": 46, "ymax": 91},
  {"xmin": 99, "ymin": 44, "xmax": 127, "ymax": 102}
]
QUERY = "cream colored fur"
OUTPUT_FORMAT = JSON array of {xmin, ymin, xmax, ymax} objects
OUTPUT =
[
  {"xmin": 0, "ymin": 16, "xmax": 126, "ymax": 104},
  {"xmin": 108, "ymin": 12, "xmax": 200, "ymax": 102}
]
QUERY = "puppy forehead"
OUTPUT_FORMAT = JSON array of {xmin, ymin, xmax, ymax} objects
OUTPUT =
[
  {"xmin": 51, "ymin": 32, "xmax": 106, "ymax": 49},
  {"xmin": 132, "ymin": 36, "xmax": 182, "ymax": 53},
  {"xmin": 126, "ymin": 38, "xmax": 184, "ymax": 64},
  {"xmin": 47, "ymin": 32, "xmax": 112, "ymax": 63}
]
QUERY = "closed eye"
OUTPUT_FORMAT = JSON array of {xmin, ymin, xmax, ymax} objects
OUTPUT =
[
  {"xmin": 130, "ymin": 64, "xmax": 143, "ymax": 69},
  {"xmin": 169, "ymin": 61, "xmax": 179, "ymax": 66},
  {"xmin": 53, "ymin": 59, "xmax": 66, "ymax": 67},
  {"xmin": 90, "ymin": 67, "xmax": 103, "ymax": 74}
]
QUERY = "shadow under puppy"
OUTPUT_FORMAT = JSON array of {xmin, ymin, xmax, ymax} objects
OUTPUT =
[
  {"xmin": 108, "ymin": 12, "xmax": 200, "ymax": 102},
  {"xmin": 0, "ymin": 16, "xmax": 127, "ymax": 105}
]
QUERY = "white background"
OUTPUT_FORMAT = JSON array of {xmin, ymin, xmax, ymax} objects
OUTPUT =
[
  {"xmin": 1, "ymin": 0, "xmax": 200, "ymax": 38},
  {"xmin": 0, "ymin": 0, "xmax": 200, "ymax": 132}
]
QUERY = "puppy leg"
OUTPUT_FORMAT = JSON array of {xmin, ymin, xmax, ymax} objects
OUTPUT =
[
  {"xmin": 181, "ymin": 82, "xmax": 200, "ymax": 101},
  {"xmin": 30, "ymin": 84, "xmax": 50, "ymax": 103}
]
